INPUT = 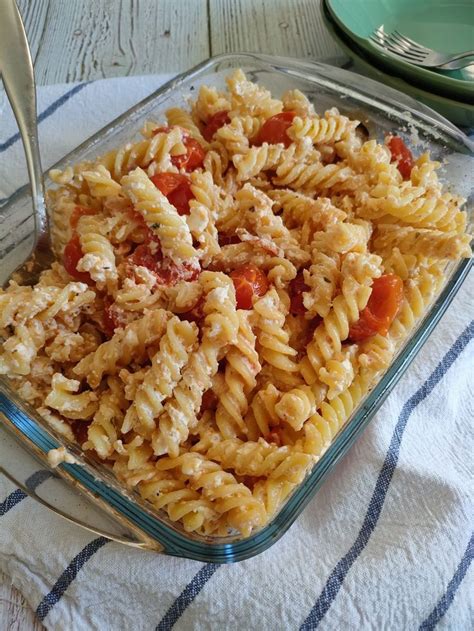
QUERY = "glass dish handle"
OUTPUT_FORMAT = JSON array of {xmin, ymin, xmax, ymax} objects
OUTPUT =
[{"xmin": 0, "ymin": 465, "xmax": 154, "ymax": 550}]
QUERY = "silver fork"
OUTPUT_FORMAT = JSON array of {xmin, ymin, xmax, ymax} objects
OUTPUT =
[
  {"xmin": 0, "ymin": 0, "xmax": 54, "ymax": 285},
  {"xmin": 370, "ymin": 27, "xmax": 474, "ymax": 70}
]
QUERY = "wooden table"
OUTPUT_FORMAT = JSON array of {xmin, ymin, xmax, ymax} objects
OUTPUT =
[{"xmin": 0, "ymin": 1, "xmax": 341, "ymax": 628}]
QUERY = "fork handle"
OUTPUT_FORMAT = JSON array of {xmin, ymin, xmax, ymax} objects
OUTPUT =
[
  {"xmin": 441, "ymin": 50, "xmax": 474, "ymax": 63},
  {"xmin": 438, "ymin": 57, "xmax": 474, "ymax": 70},
  {"xmin": 0, "ymin": 0, "xmax": 50, "ymax": 254}
]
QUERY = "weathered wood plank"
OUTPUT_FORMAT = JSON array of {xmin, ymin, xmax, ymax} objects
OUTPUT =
[
  {"xmin": 209, "ymin": 0, "xmax": 342, "ymax": 60},
  {"xmin": 0, "ymin": 572, "xmax": 44, "ymax": 631},
  {"xmin": 16, "ymin": 0, "xmax": 210, "ymax": 86}
]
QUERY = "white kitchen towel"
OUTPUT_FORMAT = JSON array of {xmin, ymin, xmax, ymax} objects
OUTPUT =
[{"xmin": 0, "ymin": 72, "xmax": 473, "ymax": 631}]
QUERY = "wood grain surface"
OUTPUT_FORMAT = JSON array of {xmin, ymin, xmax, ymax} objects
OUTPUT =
[
  {"xmin": 1, "ymin": 1, "xmax": 340, "ymax": 629},
  {"xmin": 0, "ymin": 571, "xmax": 44, "ymax": 631},
  {"xmin": 16, "ymin": 0, "xmax": 341, "ymax": 85},
  {"xmin": 210, "ymin": 0, "xmax": 341, "ymax": 60}
]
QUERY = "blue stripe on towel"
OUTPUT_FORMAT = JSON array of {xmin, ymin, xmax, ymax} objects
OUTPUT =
[
  {"xmin": 299, "ymin": 320, "xmax": 474, "ymax": 630},
  {"xmin": 156, "ymin": 563, "xmax": 220, "ymax": 631},
  {"xmin": 419, "ymin": 531, "xmax": 474, "ymax": 630},
  {"xmin": 35, "ymin": 536, "xmax": 109, "ymax": 621},
  {"xmin": 0, "ymin": 489, "xmax": 27, "ymax": 515},
  {"xmin": 0, "ymin": 470, "xmax": 52, "ymax": 516},
  {"xmin": 0, "ymin": 82, "xmax": 89, "ymax": 153}
]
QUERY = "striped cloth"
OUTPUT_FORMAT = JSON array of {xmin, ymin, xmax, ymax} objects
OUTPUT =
[{"xmin": 0, "ymin": 73, "xmax": 473, "ymax": 631}]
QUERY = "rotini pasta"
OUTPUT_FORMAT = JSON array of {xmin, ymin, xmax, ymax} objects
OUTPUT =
[
  {"xmin": 215, "ymin": 310, "xmax": 261, "ymax": 439},
  {"xmin": 253, "ymin": 288, "xmax": 300, "ymax": 388},
  {"xmin": 374, "ymin": 223, "xmax": 471, "ymax": 259},
  {"xmin": 122, "ymin": 316, "xmax": 198, "ymax": 434},
  {"xmin": 73, "ymin": 310, "xmax": 170, "ymax": 387},
  {"xmin": 3, "ymin": 70, "xmax": 470, "ymax": 539},
  {"xmin": 151, "ymin": 272, "xmax": 238, "ymax": 457},
  {"xmin": 44, "ymin": 374, "xmax": 98, "ymax": 420},
  {"xmin": 85, "ymin": 376, "xmax": 127, "ymax": 457},
  {"xmin": 121, "ymin": 167, "xmax": 199, "ymax": 265},
  {"xmin": 76, "ymin": 214, "xmax": 118, "ymax": 290},
  {"xmin": 288, "ymin": 111, "xmax": 359, "ymax": 145}
]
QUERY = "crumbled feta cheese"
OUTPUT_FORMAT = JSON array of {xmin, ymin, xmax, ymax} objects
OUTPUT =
[{"xmin": 47, "ymin": 446, "xmax": 77, "ymax": 468}]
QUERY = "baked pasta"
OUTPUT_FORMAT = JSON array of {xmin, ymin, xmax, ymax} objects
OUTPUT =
[{"xmin": 1, "ymin": 70, "xmax": 471, "ymax": 538}]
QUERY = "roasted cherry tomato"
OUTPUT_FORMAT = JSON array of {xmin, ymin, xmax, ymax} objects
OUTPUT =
[
  {"xmin": 172, "ymin": 136, "xmax": 205, "ymax": 171},
  {"xmin": 63, "ymin": 234, "xmax": 91, "ymax": 283},
  {"xmin": 387, "ymin": 135, "xmax": 414, "ymax": 180},
  {"xmin": 128, "ymin": 243, "xmax": 161, "ymax": 273},
  {"xmin": 349, "ymin": 274, "xmax": 404, "ymax": 342},
  {"xmin": 230, "ymin": 265, "xmax": 269, "ymax": 310},
  {"xmin": 150, "ymin": 173, "xmax": 194, "ymax": 215},
  {"xmin": 152, "ymin": 126, "xmax": 205, "ymax": 171},
  {"xmin": 289, "ymin": 270, "xmax": 310, "ymax": 315},
  {"xmin": 69, "ymin": 205, "xmax": 98, "ymax": 229},
  {"xmin": 254, "ymin": 111, "xmax": 296, "ymax": 147},
  {"xmin": 128, "ymin": 244, "xmax": 199, "ymax": 286},
  {"xmin": 150, "ymin": 172, "xmax": 189, "ymax": 197},
  {"xmin": 202, "ymin": 110, "xmax": 230, "ymax": 142}
]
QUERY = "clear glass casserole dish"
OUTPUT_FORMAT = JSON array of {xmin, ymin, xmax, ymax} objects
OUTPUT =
[{"xmin": 0, "ymin": 53, "xmax": 472, "ymax": 563}]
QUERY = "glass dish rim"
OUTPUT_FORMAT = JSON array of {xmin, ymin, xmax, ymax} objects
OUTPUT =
[{"xmin": 0, "ymin": 52, "xmax": 472, "ymax": 563}]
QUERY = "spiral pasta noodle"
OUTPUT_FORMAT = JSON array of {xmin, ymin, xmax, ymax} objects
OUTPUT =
[
  {"xmin": 318, "ymin": 350, "xmax": 356, "ymax": 400},
  {"xmin": 215, "ymin": 310, "xmax": 261, "ymax": 439},
  {"xmin": 165, "ymin": 107, "xmax": 209, "ymax": 147},
  {"xmin": 288, "ymin": 112, "xmax": 359, "ymax": 145},
  {"xmin": 374, "ymin": 223, "xmax": 471, "ymax": 259},
  {"xmin": 303, "ymin": 252, "xmax": 340, "ymax": 318},
  {"xmin": 275, "ymin": 385, "xmax": 318, "ymax": 431},
  {"xmin": 76, "ymin": 214, "xmax": 118, "ymax": 290},
  {"xmin": 253, "ymin": 288, "xmax": 300, "ymax": 386},
  {"xmin": 152, "ymin": 273, "xmax": 238, "ymax": 456},
  {"xmin": 269, "ymin": 189, "xmax": 347, "ymax": 229},
  {"xmin": 139, "ymin": 472, "xmax": 218, "ymax": 533},
  {"xmin": 301, "ymin": 252, "xmax": 383, "ymax": 384},
  {"xmin": 73, "ymin": 310, "xmax": 170, "ymax": 387},
  {"xmin": 0, "ymin": 320, "xmax": 46, "ymax": 376},
  {"xmin": 193, "ymin": 84, "xmax": 231, "ymax": 122},
  {"xmin": 235, "ymin": 184, "xmax": 309, "ymax": 264},
  {"xmin": 121, "ymin": 167, "xmax": 198, "ymax": 265},
  {"xmin": 86, "ymin": 376, "xmax": 127, "ymax": 457},
  {"xmin": 0, "ymin": 280, "xmax": 95, "ymax": 329},
  {"xmin": 282, "ymin": 88, "xmax": 315, "ymax": 116},
  {"xmin": 122, "ymin": 317, "xmax": 198, "ymax": 434},
  {"xmin": 207, "ymin": 437, "xmax": 314, "ymax": 483},
  {"xmin": 157, "ymin": 452, "xmax": 267, "ymax": 536},
  {"xmin": 44, "ymin": 374, "xmax": 98, "ymax": 420},
  {"xmin": 226, "ymin": 68, "xmax": 282, "ymax": 118},
  {"xmin": 215, "ymin": 116, "xmax": 262, "ymax": 157},
  {"xmin": 45, "ymin": 326, "xmax": 101, "ymax": 363}
]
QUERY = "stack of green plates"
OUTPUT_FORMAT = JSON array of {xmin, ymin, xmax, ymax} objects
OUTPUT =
[{"xmin": 323, "ymin": 0, "xmax": 474, "ymax": 128}]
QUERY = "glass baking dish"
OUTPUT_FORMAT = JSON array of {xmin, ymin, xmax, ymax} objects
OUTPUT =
[{"xmin": 1, "ymin": 53, "xmax": 472, "ymax": 563}]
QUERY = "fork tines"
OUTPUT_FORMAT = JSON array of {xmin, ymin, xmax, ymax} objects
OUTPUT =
[{"xmin": 370, "ymin": 27, "xmax": 429, "ymax": 61}]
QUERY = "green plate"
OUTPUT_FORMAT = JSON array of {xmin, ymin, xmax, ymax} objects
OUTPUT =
[
  {"xmin": 322, "ymin": 1, "xmax": 474, "ymax": 128},
  {"xmin": 326, "ymin": 0, "xmax": 474, "ymax": 103}
]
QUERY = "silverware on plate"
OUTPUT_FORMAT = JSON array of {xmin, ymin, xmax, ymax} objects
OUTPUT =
[{"xmin": 370, "ymin": 27, "xmax": 474, "ymax": 70}]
